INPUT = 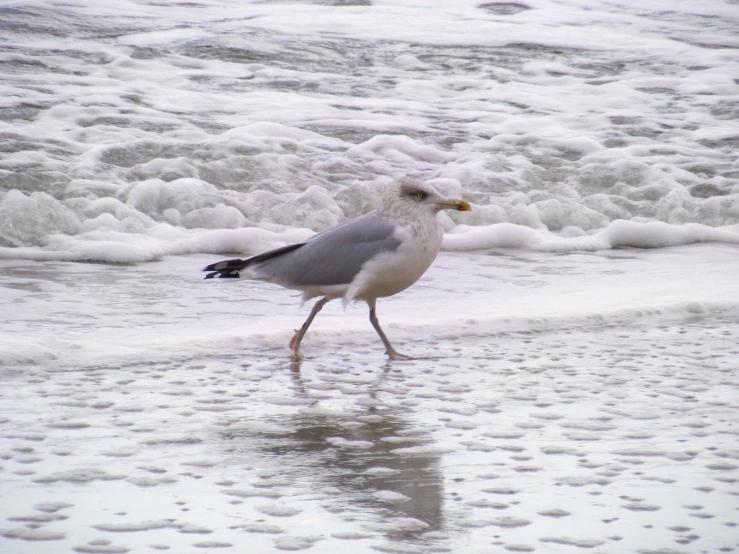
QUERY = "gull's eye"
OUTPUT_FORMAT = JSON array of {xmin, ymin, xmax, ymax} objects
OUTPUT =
[{"xmin": 415, "ymin": 191, "xmax": 426, "ymax": 199}]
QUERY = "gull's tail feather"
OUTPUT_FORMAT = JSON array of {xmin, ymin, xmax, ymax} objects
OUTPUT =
[{"xmin": 203, "ymin": 243, "xmax": 305, "ymax": 279}]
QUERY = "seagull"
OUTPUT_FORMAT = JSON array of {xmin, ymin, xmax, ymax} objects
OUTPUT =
[{"xmin": 203, "ymin": 177, "xmax": 471, "ymax": 360}]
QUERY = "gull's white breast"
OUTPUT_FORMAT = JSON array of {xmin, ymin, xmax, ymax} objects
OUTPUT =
[{"xmin": 344, "ymin": 215, "xmax": 443, "ymax": 306}]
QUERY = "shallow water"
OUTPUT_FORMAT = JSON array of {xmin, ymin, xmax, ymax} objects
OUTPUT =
[
  {"xmin": 2, "ymin": 311, "xmax": 738, "ymax": 553},
  {"xmin": 2, "ymin": 248, "xmax": 739, "ymax": 553}
]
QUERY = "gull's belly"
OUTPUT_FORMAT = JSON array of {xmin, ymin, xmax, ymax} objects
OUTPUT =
[{"xmin": 349, "ymin": 229, "xmax": 443, "ymax": 301}]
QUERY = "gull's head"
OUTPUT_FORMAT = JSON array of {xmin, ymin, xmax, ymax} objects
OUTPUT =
[{"xmin": 381, "ymin": 177, "xmax": 471, "ymax": 216}]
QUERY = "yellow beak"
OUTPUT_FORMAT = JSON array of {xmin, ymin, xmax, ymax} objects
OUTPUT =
[{"xmin": 437, "ymin": 199, "xmax": 472, "ymax": 212}]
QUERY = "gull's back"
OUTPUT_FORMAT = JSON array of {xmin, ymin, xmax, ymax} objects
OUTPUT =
[{"xmin": 246, "ymin": 212, "xmax": 401, "ymax": 290}]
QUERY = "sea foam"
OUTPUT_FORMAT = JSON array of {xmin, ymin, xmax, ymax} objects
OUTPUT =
[{"xmin": 1, "ymin": 0, "xmax": 737, "ymax": 263}]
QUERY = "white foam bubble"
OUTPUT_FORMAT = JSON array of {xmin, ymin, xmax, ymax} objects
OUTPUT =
[{"xmin": 372, "ymin": 490, "xmax": 411, "ymax": 504}]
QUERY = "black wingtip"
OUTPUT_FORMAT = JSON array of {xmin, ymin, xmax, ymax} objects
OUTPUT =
[
  {"xmin": 204, "ymin": 268, "xmax": 243, "ymax": 279},
  {"xmin": 203, "ymin": 261, "xmax": 232, "ymax": 272},
  {"xmin": 203, "ymin": 258, "xmax": 247, "ymax": 272}
]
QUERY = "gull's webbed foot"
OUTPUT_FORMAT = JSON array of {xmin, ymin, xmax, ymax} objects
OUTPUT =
[
  {"xmin": 288, "ymin": 297, "xmax": 329, "ymax": 360},
  {"xmin": 289, "ymin": 330, "xmax": 304, "ymax": 361},
  {"xmin": 386, "ymin": 348, "xmax": 413, "ymax": 361}
]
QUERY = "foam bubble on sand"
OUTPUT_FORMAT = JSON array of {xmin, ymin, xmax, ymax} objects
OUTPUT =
[
  {"xmin": 127, "ymin": 476, "xmax": 178, "ymax": 487},
  {"xmin": 7, "ymin": 513, "xmax": 67, "ymax": 523},
  {"xmin": 33, "ymin": 468, "xmax": 126, "ymax": 484},
  {"xmin": 367, "ymin": 518, "xmax": 430, "ymax": 533},
  {"xmin": 93, "ymin": 521, "xmax": 175, "ymax": 532},
  {"xmin": 538, "ymin": 509, "xmax": 571, "ymax": 518},
  {"xmin": 621, "ymin": 503, "xmax": 661, "ymax": 512},
  {"xmin": 503, "ymin": 544, "xmax": 535, "ymax": 553},
  {"xmin": 33, "ymin": 502, "xmax": 73, "ymax": 513},
  {"xmin": 540, "ymin": 537, "xmax": 606, "ymax": 548},
  {"xmin": 556, "ymin": 476, "xmax": 612, "ymax": 487},
  {"xmin": 255, "ymin": 505, "xmax": 302, "ymax": 517},
  {"xmin": 47, "ymin": 421, "xmax": 90, "ymax": 429},
  {"xmin": 241, "ymin": 523, "xmax": 285, "ymax": 534},
  {"xmin": 488, "ymin": 517, "xmax": 532, "ymax": 528},
  {"xmin": 176, "ymin": 524, "xmax": 213, "ymax": 535},
  {"xmin": 72, "ymin": 541, "xmax": 130, "ymax": 553},
  {"xmin": 326, "ymin": 437, "xmax": 374, "ymax": 449},
  {"xmin": 0, "ymin": 528, "xmax": 66, "ymax": 541},
  {"xmin": 273, "ymin": 535, "xmax": 322, "ymax": 551},
  {"xmin": 363, "ymin": 467, "xmax": 401, "ymax": 476},
  {"xmin": 372, "ymin": 491, "xmax": 411, "ymax": 504},
  {"xmin": 192, "ymin": 541, "xmax": 232, "ymax": 549}
]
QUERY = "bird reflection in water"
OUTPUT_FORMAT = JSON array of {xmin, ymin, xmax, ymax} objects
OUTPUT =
[{"xmin": 219, "ymin": 408, "xmax": 444, "ymax": 533}]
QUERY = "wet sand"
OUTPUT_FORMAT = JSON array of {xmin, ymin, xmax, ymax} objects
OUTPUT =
[
  {"xmin": 1, "ymin": 250, "xmax": 738, "ymax": 553},
  {"xmin": 2, "ymin": 322, "xmax": 738, "ymax": 552}
]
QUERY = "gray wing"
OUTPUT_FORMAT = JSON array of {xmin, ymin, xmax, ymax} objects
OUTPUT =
[{"xmin": 252, "ymin": 212, "xmax": 401, "ymax": 287}]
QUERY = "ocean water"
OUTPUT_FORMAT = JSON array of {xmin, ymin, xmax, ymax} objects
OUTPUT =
[{"xmin": 1, "ymin": 0, "xmax": 738, "ymax": 553}]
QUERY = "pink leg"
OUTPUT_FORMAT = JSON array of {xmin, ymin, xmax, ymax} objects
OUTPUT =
[
  {"xmin": 290, "ymin": 297, "xmax": 330, "ymax": 360},
  {"xmin": 367, "ymin": 299, "xmax": 411, "ymax": 360}
]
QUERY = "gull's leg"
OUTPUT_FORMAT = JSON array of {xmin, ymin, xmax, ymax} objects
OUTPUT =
[
  {"xmin": 290, "ymin": 297, "xmax": 330, "ymax": 360},
  {"xmin": 367, "ymin": 299, "xmax": 411, "ymax": 360}
]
